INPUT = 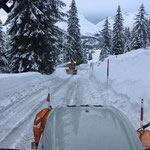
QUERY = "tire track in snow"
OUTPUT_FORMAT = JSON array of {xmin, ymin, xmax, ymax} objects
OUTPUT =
[
  {"xmin": 89, "ymin": 74, "xmax": 140, "ymax": 129},
  {"xmin": 0, "ymin": 76, "xmax": 73, "ymax": 148},
  {"xmin": 51, "ymin": 75, "xmax": 79, "ymax": 106},
  {"xmin": 71, "ymin": 72, "xmax": 103, "ymax": 105},
  {"xmin": 63, "ymin": 70, "xmax": 89, "ymax": 105},
  {"xmin": 0, "ymin": 77, "xmax": 57, "ymax": 113}
]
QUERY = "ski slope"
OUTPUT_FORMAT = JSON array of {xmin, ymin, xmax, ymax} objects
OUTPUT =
[{"xmin": 0, "ymin": 48, "xmax": 150, "ymax": 149}]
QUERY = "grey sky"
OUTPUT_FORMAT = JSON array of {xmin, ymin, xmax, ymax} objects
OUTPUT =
[{"xmin": 62, "ymin": 0, "xmax": 150, "ymax": 24}]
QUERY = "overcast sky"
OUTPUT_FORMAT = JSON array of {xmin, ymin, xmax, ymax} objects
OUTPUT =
[{"xmin": 62, "ymin": 0, "xmax": 150, "ymax": 24}]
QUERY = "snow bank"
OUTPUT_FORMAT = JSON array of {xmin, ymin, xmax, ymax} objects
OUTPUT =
[
  {"xmin": 53, "ymin": 67, "xmax": 70, "ymax": 79},
  {"xmin": 92, "ymin": 48, "xmax": 150, "ymax": 126},
  {"xmin": 0, "ymin": 68, "xmax": 69, "ymax": 111},
  {"xmin": 0, "ymin": 72, "xmax": 48, "ymax": 109}
]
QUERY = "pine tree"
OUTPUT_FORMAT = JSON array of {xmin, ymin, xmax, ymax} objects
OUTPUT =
[
  {"xmin": 82, "ymin": 48, "xmax": 87, "ymax": 63},
  {"xmin": 131, "ymin": 4, "xmax": 148, "ymax": 50},
  {"xmin": 147, "ymin": 19, "xmax": 150, "ymax": 44},
  {"xmin": 0, "ymin": 20, "xmax": 8, "ymax": 73},
  {"xmin": 99, "ymin": 18, "xmax": 111, "ymax": 61},
  {"xmin": 66, "ymin": 0, "xmax": 84, "ymax": 65},
  {"xmin": 112, "ymin": 6, "xmax": 124, "ymax": 55},
  {"xmin": 88, "ymin": 52, "xmax": 92, "ymax": 60},
  {"xmin": 124, "ymin": 27, "xmax": 131, "ymax": 52},
  {"xmin": 6, "ymin": 0, "xmax": 65, "ymax": 74}
]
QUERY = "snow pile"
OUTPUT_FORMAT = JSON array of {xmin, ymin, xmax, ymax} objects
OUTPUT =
[
  {"xmin": 0, "ymin": 72, "xmax": 49, "ymax": 110},
  {"xmin": 52, "ymin": 67, "xmax": 70, "ymax": 79},
  {"xmin": 0, "ymin": 68, "xmax": 69, "ymax": 111},
  {"xmin": 92, "ymin": 48, "xmax": 150, "ymax": 127}
]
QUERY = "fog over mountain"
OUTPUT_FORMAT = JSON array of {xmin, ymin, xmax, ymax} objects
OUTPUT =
[
  {"xmin": 62, "ymin": 0, "xmax": 150, "ymax": 24},
  {"xmin": 1, "ymin": 9, "xmax": 148, "ymax": 36},
  {"xmin": 57, "ymin": 12, "xmax": 143, "ymax": 36}
]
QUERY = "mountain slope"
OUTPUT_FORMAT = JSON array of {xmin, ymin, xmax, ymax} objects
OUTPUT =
[
  {"xmin": 56, "ymin": 14, "xmax": 98, "ymax": 35},
  {"xmin": 0, "ymin": 10, "xmax": 142, "ymax": 35},
  {"xmin": 96, "ymin": 12, "xmax": 137, "ymax": 30}
]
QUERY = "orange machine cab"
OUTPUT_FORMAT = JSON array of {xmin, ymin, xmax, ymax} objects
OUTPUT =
[{"xmin": 31, "ymin": 106, "xmax": 52, "ymax": 149}]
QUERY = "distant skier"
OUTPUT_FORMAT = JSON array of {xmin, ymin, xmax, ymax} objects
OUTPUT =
[{"xmin": 90, "ymin": 62, "xmax": 94, "ymax": 72}]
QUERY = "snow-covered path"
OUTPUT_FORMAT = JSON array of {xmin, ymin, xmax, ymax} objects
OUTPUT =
[
  {"xmin": 0, "ymin": 57, "xmax": 148, "ymax": 149},
  {"xmin": 0, "ymin": 73, "xmax": 74, "ymax": 149}
]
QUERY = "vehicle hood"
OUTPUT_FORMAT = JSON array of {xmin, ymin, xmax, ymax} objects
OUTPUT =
[{"xmin": 38, "ymin": 106, "xmax": 143, "ymax": 150}]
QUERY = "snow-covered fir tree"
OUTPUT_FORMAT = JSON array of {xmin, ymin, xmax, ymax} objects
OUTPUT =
[
  {"xmin": 131, "ymin": 4, "xmax": 148, "ymax": 50},
  {"xmin": 112, "ymin": 6, "xmax": 124, "ymax": 55},
  {"xmin": 82, "ymin": 48, "xmax": 87, "ymax": 63},
  {"xmin": 88, "ymin": 52, "xmax": 92, "ymax": 60},
  {"xmin": 124, "ymin": 27, "xmax": 131, "ymax": 52},
  {"xmin": 0, "ymin": 20, "xmax": 8, "ymax": 73},
  {"xmin": 147, "ymin": 19, "xmax": 150, "ymax": 44},
  {"xmin": 66, "ymin": 0, "xmax": 84, "ymax": 64},
  {"xmin": 6, "ymin": 0, "xmax": 65, "ymax": 74},
  {"xmin": 99, "ymin": 18, "xmax": 111, "ymax": 61}
]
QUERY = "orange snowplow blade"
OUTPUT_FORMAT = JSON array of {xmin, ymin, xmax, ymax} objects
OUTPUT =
[
  {"xmin": 137, "ymin": 130, "xmax": 150, "ymax": 149},
  {"xmin": 31, "ymin": 107, "xmax": 52, "ymax": 149}
]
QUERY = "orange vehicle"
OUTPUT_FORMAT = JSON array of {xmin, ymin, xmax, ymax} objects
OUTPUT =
[
  {"xmin": 31, "ymin": 106, "xmax": 52, "ymax": 150},
  {"xmin": 66, "ymin": 61, "xmax": 77, "ymax": 75},
  {"xmin": 136, "ymin": 100, "xmax": 150, "ymax": 150},
  {"xmin": 136, "ymin": 123, "xmax": 150, "ymax": 149}
]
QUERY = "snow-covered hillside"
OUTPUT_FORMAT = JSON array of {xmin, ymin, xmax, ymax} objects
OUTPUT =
[
  {"xmin": 56, "ymin": 14, "xmax": 99, "ymax": 35},
  {"xmin": 0, "ymin": 10, "xmax": 143, "ymax": 35},
  {"xmin": 96, "ymin": 12, "xmax": 137, "ymax": 30},
  {"xmin": 57, "ymin": 12, "xmax": 140, "ymax": 35},
  {"xmin": 0, "ymin": 10, "xmax": 98, "ymax": 35}
]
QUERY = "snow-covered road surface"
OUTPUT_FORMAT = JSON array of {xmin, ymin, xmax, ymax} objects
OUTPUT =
[
  {"xmin": 0, "ymin": 65, "xmax": 141, "ymax": 149},
  {"xmin": 0, "ymin": 48, "xmax": 150, "ymax": 149}
]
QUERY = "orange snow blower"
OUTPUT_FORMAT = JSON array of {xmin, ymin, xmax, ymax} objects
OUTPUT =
[
  {"xmin": 136, "ymin": 99, "xmax": 150, "ymax": 149},
  {"xmin": 137, "ymin": 124, "xmax": 150, "ymax": 149},
  {"xmin": 66, "ymin": 61, "xmax": 77, "ymax": 75}
]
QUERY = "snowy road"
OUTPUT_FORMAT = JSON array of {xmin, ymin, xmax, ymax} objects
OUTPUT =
[{"xmin": 0, "ymin": 64, "xmax": 144, "ymax": 149}]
